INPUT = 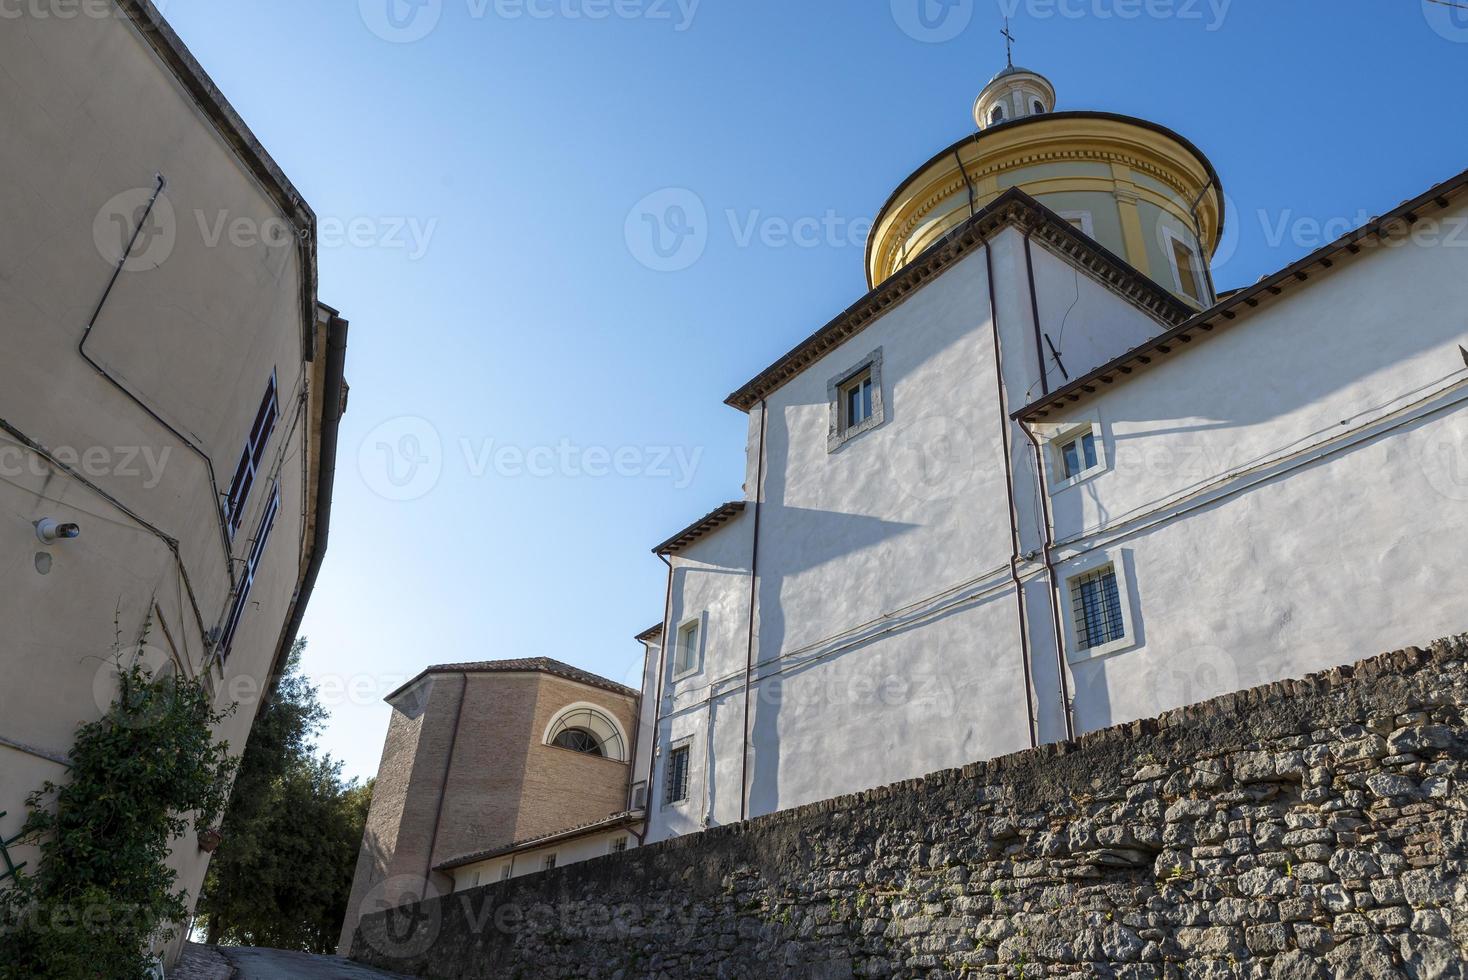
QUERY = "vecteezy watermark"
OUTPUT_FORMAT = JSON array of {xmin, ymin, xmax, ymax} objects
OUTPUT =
[
  {"xmin": 359, "ymin": 0, "xmax": 700, "ymax": 43},
  {"xmin": 357, "ymin": 417, "xmax": 705, "ymax": 502},
  {"xmin": 625, "ymin": 188, "xmax": 708, "ymax": 273},
  {"xmin": 93, "ymin": 187, "xmax": 177, "ymax": 272},
  {"xmin": 891, "ymin": 0, "xmax": 975, "ymax": 43},
  {"xmin": 1255, "ymin": 208, "xmax": 1468, "ymax": 253},
  {"xmin": 1417, "ymin": 428, "xmax": 1468, "ymax": 502},
  {"xmin": 357, "ymin": 876, "xmax": 445, "ymax": 959},
  {"xmin": 1423, "ymin": 0, "xmax": 1468, "ymax": 42},
  {"xmin": 195, "ymin": 211, "xmax": 439, "ymax": 261},
  {"xmin": 889, "ymin": 415, "xmax": 983, "ymax": 504},
  {"xmin": 92, "ymin": 189, "xmax": 437, "ymax": 269},
  {"xmin": 625, "ymin": 188, "xmax": 874, "ymax": 272},
  {"xmin": 0, "ymin": 0, "xmax": 174, "ymax": 21},
  {"xmin": 996, "ymin": 0, "xmax": 1233, "ymax": 31},
  {"xmin": 359, "ymin": 417, "xmax": 445, "ymax": 503},
  {"xmin": 0, "ymin": 443, "xmax": 172, "ymax": 489}
]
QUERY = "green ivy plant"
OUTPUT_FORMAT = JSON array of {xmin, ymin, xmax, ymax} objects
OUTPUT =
[{"xmin": 0, "ymin": 648, "xmax": 237, "ymax": 980}]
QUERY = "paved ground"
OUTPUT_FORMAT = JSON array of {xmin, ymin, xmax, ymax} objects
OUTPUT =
[{"xmin": 174, "ymin": 943, "xmax": 412, "ymax": 979}]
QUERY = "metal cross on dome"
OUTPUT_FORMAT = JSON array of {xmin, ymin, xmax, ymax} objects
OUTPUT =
[{"xmin": 1001, "ymin": 18, "xmax": 1016, "ymax": 67}]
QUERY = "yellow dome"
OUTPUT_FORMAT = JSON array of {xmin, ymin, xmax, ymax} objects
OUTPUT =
[{"xmin": 867, "ymin": 72, "xmax": 1225, "ymax": 308}]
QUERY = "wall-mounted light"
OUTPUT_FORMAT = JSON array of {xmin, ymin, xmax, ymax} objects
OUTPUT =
[{"xmin": 35, "ymin": 518, "xmax": 81, "ymax": 545}]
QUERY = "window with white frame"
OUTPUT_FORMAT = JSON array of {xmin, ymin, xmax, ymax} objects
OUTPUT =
[
  {"xmin": 827, "ymin": 349, "xmax": 885, "ymax": 452},
  {"xmin": 1163, "ymin": 229, "xmax": 1207, "ymax": 304},
  {"xmin": 1045, "ymin": 421, "xmax": 1106, "ymax": 488},
  {"xmin": 1058, "ymin": 210, "xmax": 1094, "ymax": 238},
  {"xmin": 664, "ymin": 743, "xmax": 691, "ymax": 806},
  {"xmin": 542, "ymin": 854, "xmax": 557, "ymax": 871},
  {"xmin": 224, "ymin": 372, "xmax": 279, "ymax": 538},
  {"xmin": 609, "ymin": 835, "xmax": 629, "ymax": 854},
  {"xmin": 674, "ymin": 619, "xmax": 699, "ymax": 677},
  {"xmin": 1070, "ymin": 564, "xmax": 1126, "ymax": 652},
  {"xmin": 218, "ymin": 480, "xmax": 280, "ymax": 659}
]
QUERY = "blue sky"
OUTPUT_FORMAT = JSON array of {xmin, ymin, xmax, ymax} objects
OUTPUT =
[{"xmin": 161, "ymin": 0, "xmax": 1468, "ymax": 781}]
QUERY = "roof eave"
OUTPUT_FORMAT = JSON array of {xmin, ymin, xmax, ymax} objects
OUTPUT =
[{"xmin": 1014, "ymin": 165, "xmax": 1468, "ymax": 421}]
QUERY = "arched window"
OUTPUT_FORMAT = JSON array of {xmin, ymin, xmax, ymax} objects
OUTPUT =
[
  {"xmin": 543, "ymin": 703, "xmax": 628, "ymax": 762},
  {"xmin": 990, "ymin": 105, "xmax": 1005, "ymax": 124},
  {"xmin": 1033, "ymin": 100, "xmax": 1045, "ymax": 115}
]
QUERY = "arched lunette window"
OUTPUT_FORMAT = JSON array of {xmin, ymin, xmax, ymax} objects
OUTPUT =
[{"xmin": 543, "ymin": 703, "xmax": 628, "ymax": 762}]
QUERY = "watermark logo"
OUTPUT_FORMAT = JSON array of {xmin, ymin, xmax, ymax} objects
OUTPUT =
[
  {"xmin": 890, "ymin": 415, "xmax": 980, "ymax": 503},
  {"xmin": 1417, "ymin": 428, "xmax": 1468, "ymax": 502},
  {"xmin": 360, "ymin": 0, "xmax": 443, "ymax": 42},
  {"xmin": 996, "ymin": 0, "xmax": 1233, "ymax": 31},
  {"xmin": 625, "ymin": 188, "xmax": 708, "ymax": 272},
  {"xmin": 1423, "ymin": 0, "xmax": 1468, "ymax": 42},
  {"xmin": 91, "ymin": 643, "xmax": 179, "ymax": 730},
  {"xmin": 358, "ymin": 875, "xmax": 444, "ymax": 959},
  {"xmin": 891, "ymin": 0, "xmax": 974, "ymax": 43},
  {"xmin": 359, "ymin": 416, "xmax": 444, "ymax": 502},
  {"xmin": 93, "ymin": 187, "xmax": 176, "ymax": 272}
]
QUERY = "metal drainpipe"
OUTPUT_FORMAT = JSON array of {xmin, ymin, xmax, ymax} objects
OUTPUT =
[
  {"xmin": 421, "ymin": 672, "xmax": 468, "ymax": 901},
  {"xmin": 1186, "ymin": 178, "xmax": 1220, "ymax": 303},
  {"xmin": 739, "ymin": 398, "xmax": 768, "ymax": 822},
  {"xmin": 1022, "ymin": 230, "xmax": 1050, "ymax": 396},
  {"xmin": 984, "ymin": 244, "xmax": 1040, "ymax": 750},
  {"xmin": 1020, "ymin": 230, "xmax": 1077, "ymax": 741},
  {"xmin": 646, "ymin": 553, "xmax": 676, "ymax": 819},
  {"xmin": 79, "ymin": 173, "xmax": 238, "ymax": 590},
  {"xmin": 1017, "ymin": 421, "xmax": 1078, "ymax": 743}
]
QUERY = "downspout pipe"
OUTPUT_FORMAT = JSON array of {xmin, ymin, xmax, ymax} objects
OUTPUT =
[
  {"xmin": 264, "ymin": 313, "xmax": 349, "ymax": 696},
  {"xmin": 79, "ymin": 172, "xmax": 238, "ymax": 590},
  {"xmin": 646, "ymin": 552, "xmax": 676, "ymax": 817},
  {"xmin": 1186, "ymin": 178, "xmax": 1220, "ymax": 303},
  {"xmin": 1018, "ymin": 421, "xmax": 1078, "ymax": 743},
  {"xmin": 984, "ymin": 244, "xmax": 1040, "ymax": 750},
  {"xmin": 1022, "ymin": 231, "xmax": 1050, "ymax": 396},
  {"xmin": 739, "ymin": 398, "xmax": 768, "ymax": 822},
  {"xmin": 621, "ymin": 641, "xmax": 650, "ymax": 814},
  {"xmin": 1019, "ymin": 238, "xmax": 1078, "ymax": 743}
]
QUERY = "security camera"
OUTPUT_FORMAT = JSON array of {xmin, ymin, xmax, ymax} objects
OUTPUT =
[{"xmin": 36, "ymin": 519, "xmax": 81, "ymax": 544}]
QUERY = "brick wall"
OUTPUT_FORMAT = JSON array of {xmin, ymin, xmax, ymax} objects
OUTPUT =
[{"xmin": 350, "ymin": 636, "xmax": 1468, "ymax": 978}]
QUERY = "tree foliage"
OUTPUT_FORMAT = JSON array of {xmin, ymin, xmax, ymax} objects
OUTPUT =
[
  {"xmin": 0, "ymin": 656, "xmax": 237, "ymax": 980},
  {"xmin": 195, "ymin": 640, "xmax": 372, "ymax": 952}
]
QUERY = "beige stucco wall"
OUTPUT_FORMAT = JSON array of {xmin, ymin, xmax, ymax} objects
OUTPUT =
[{"xmin": 0, "ymin": 6, "xmax": 327, "ymax": 966}]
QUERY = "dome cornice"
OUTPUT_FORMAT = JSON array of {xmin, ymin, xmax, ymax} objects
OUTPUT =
[{"xmin": 866, "ymin": 111, "xmax": 1226, "ymax": 289}]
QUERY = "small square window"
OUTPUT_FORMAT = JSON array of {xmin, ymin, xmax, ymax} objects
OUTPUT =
[
  {"xmin": 664, "ymin": 744, "xmax": 691, "ymax": 806},
  {"xmin": 674, "ymin": 619, "xmax": 699, "ymax": 677},
  {"xmin": 1046, "ymin": 421, "xmax": 1106, "ymax": 489},
  {"xmin": 1060, "ymin": 430, "xmax": 1098, "ymax": 480},
  {"xmin": 1070, "ymin": 565, "xmax": 1126, "ymax": 652},
  {"xmin": 609, "ymin": 836, "xmax": 629, "ymax": 854},
  {"xmin": 542, "ymin": 854, "xmax": 557, "ymax": 871},
  {"xmin": 827, "ymin": 349, "xmax": 885, "ymax": 452},
  {"xmin": 499, "ymin": 864, "xmax": 512, "ymax": 882}
]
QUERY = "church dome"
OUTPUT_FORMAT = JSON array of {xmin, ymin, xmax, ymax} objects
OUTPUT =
[
  {"xmin": 974, "ymin": 65, "xmax": 1056, "ymax": 129},
  {"xmin": 867, "ymin": 67, "xmax": 1225, "ymax": 308}
]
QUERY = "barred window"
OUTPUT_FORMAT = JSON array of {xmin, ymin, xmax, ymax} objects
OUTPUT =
[
  {"xmin": 499, "ymin": 864, "xmax": 512, "ymax": 882},
  {"xmin": 665, "ymin": 744, "xmax": 691, "ymax": 806},
  {"xmin": 609, "ymin": 836, "xmax": 629, "ymax": 854},
  {"xmin": 1070, "ymin": 566, "xmax": 1125, "ymax": 651},
  {"xmin": 542, "ymin": 854, "xmax": 557, "ymax": 871}
]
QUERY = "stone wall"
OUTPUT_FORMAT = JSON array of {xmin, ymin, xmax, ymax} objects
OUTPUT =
[{"xmin": 350, "ymin": 638, "xmax": 1468, "ymax": 978}]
